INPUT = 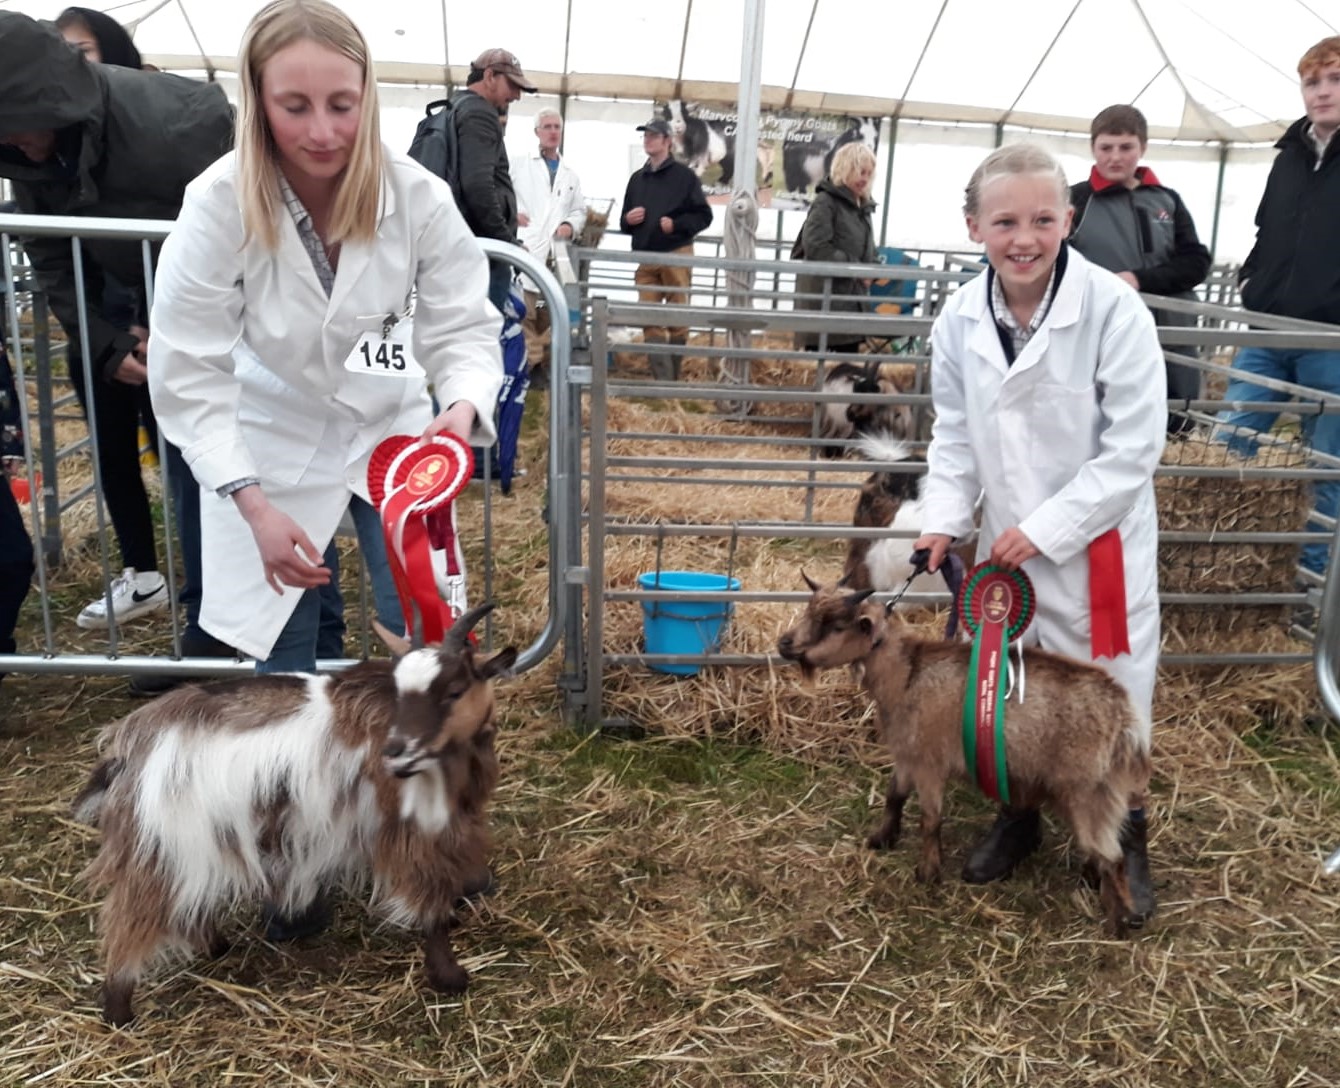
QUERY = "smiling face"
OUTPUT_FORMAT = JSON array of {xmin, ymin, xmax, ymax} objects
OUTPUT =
[
  {"xmin": 967, "ymin": 171, "xmax": 1073, "ymax": 308},
  {"xmin": 1091, "ymin": 131, "xmax": 1145, "ymax": 188},
  {"xmin": 260, "ymin": 37, "xmax": 363, "ymax": 191}
]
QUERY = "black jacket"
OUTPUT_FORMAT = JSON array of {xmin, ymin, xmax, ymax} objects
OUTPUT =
[
  {"xmin": 0, "ymin": 13, "xmax": 232, "ymax": 381},
  {"xmin": 450, "ymin": 89, "xmax": 517, "ymax": 245},
  {"xmin": 1069, "ymin": 168, "xmax": 1210, "ymax": 297},
  {"xmin": 619, "ymin": 158, "xmax": 712, "ymax": 253},
  {"xmin": 793, "ymin": 178, "xmax": 877, "ymax": 348},
  {"xmin": 1239, "ymin": 116, "xmax": 1340, "ymax": 324}
]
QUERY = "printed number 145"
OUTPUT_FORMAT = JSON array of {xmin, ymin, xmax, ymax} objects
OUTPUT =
[{"xmin": 360, "ymin": 340, "xmax": 405, "ymax": 370}]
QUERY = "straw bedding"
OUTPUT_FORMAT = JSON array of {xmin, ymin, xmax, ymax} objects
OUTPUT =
[{"xmin": 1, "ymin": 344, "xmax": 1337, "ymax": 1086}]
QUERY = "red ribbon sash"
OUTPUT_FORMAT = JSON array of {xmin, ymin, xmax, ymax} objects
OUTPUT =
[{"xmin": 1088, "ymin": 529, "xmax": 1130, "ymax": 660}]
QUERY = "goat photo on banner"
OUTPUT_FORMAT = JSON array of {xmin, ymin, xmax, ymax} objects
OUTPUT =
[{"xmin": 655, "ymin": 99, "xmax": 880, "ymax": 207}]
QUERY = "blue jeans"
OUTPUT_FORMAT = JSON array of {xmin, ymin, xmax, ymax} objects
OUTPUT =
[
  {"xmin": 1216, "ymin": 346, "xmax": 1340, "ymax": 574},
  {"xmin": 257, "ymin": 495, "xmax": 406, "ymax": 674},
  {"xmin": 488, "ymin": 259, "xmax": 514, "ymax": 317},
  {"xmin": 163, "ymin": 442, "xmax": 205, "ymax": 630}
]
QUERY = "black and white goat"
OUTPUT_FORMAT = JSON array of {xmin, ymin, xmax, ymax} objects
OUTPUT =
[
  {"xmin": 71, "ymin": 603, "xmax": 516, "ymax": 1026},
  {"xmin": 663, "ymin": 100, "xmax": 734, "ymax": 184},
  {"xmin": 819, "ymin": 361, "xmax": 916, "ymax": 458}
]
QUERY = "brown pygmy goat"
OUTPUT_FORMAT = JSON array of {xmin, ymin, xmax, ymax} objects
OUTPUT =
[
  {"xmin": 776, "ymin": 575, "xmax": 1150, "ymax": 937},
  {"xmin": 71, "ymin": 603, "xmax": 516, "ymax": 1026}
]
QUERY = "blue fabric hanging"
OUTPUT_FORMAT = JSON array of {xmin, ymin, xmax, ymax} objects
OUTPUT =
[{"xmin": 472, "ymin": 280, "xmax": 530, "ymax": 494}]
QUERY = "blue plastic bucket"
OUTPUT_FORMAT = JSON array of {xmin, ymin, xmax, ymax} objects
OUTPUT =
[{"xmin": 638, "ymin": 570, "xmax": 742, "ymax": 676}]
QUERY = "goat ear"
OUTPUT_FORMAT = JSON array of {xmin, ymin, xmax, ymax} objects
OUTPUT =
[
  {"xmin": 801, "ymin": 569, "xmax": 821, "ymax": 592},
  {"xmin": 481, "ymin": 646, "xmax": 518, "ymax": 679},
  {"xmin": 372, "ymin": 619, "xmax": 412, "ymax": 660},
  {"xmin": 858, "ymin": 615, "xmax": 875, "ymax": 637}
]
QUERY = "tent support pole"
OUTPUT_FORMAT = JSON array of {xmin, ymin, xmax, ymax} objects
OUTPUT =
[
  {"xmin": 879, "ymin": 117, "xmax": 899, "ymax": 247},
  {"xmin": 1209, "ymin": 141, "xmax": 1228, "ymax": 263}
]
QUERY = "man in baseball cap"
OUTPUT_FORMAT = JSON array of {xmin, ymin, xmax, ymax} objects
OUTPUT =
[
  {"xmin": 452, "ymin": 49, "xmax": 538, "ymax": 312},
  {"xmin": 472, "ymin": 48, "xmax": 538, "ymax": 94},
  {"xmin": 619, "ymin": 115, "xmax": 712, "ymax": 380},
  {"xmin": 637, "ymin": 118, "xmax": 672, "ymax": 138}
]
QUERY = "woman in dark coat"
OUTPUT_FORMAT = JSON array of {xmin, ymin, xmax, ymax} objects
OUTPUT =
[
  {"xmin": 794, "ymin": 141, "xmax": 879, "ymax": 351},
  {"xmin": 55, "ymin": 7, "xmax": 144, "ymax": 69}
]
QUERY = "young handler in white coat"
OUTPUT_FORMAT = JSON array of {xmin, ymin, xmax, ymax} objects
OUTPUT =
[
  {"xmin": 149, "ymin": 0, "xmax": 503, "ymax": 671},
  {"xmin": 914, "ymin": 143, "xmax": 1166, "ymax": 924}
]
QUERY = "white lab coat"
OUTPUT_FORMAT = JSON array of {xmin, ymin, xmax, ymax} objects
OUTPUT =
[
  {"xmin": 919, "ymin": 247, "xmax": 1166, "ymax": 725},
  {"xmin": 510, "ymin": 150, "xmax": 585, "ymax": 289},
  {"xmin": 149, "ymin": 148, "xmax": 504, "ymax": 659}
]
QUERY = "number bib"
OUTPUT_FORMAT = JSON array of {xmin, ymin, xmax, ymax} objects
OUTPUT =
[{"xmin": 344, "ymin": 320, "xmax": 418, "ymax": 377}]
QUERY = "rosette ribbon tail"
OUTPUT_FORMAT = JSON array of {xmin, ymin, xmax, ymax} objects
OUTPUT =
[{"xmin": 1088, "ymin": 529, "xmax": 1130, "ymax": 660}]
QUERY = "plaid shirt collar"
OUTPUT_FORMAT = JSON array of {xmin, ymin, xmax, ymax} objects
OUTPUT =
[
  {"xmin": 279, "ymin": 175, "xmax": 336, "ymax": 297},
  {"xmin": 989, "ymin": 259, "xmax": 1059, "ymax": 360}
]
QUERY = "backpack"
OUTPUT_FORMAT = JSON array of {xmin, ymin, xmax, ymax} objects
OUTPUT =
[{"xmin": 408, "ymin": 98, "xmax": 461, "ymax": 202}]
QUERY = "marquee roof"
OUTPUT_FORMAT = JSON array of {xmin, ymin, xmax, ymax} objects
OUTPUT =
[{"xmin": 7, "ymin": 0, "xmax": 1337, "ymax": 143}]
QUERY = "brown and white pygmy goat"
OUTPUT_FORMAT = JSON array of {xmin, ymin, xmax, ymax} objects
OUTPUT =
[
  {"xmin": 72, "ymin": 603, "xmax": 516, "ymax": 1026},
  {"xmin": 776, "ymin": 576, "xmax": 1151, "ymax": 937}
]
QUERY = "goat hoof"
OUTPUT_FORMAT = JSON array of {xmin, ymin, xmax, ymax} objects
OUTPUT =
[
  {"xmin": 914, "ymin": 863, "xmax": 942, "ymax": 885},
  {"xmin": 101, "ymin": 983, "xmax": 135, "ymax": 1027},
  {"xmin": 866, "ymin": 830, "xmax": 898, "ymax": 851},
  {"xmin": 206, "ymin": 934, "xmax": 232, "ymax": 960},
  {"xmin": 426, "ymin": 961, "xmax": 470, "ymax": 994}
]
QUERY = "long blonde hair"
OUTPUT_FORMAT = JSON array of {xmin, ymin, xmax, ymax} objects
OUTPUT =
[{"xmin": 236, "ymin": 0, "xmax": 383, "ymax": 250}]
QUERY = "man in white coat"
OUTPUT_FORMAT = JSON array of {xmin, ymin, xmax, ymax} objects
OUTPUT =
[{"xmin": 511, "ymin": 107, "xmax": 586, "ymax": 385}]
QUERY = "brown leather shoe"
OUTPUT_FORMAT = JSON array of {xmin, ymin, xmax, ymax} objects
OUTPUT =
[{"xmin": 962, "ymin": 807, "xmax": 1042, "ymax": 883}]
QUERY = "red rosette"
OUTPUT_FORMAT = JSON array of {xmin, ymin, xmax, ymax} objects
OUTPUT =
[
  {"xmin": 368, "ymin": 434, "xmax": 476, "ymax": 647},
  {"xmin": 957, "ymin": 562, "xmax": 1035, "ymax": 642},
  {"xmin": 369, "ymin": 433, "xmax": 474, "ymax": 515},
  {"xmin": 367, "ymin": 435, "xmax": 418, "ymax": 510}
]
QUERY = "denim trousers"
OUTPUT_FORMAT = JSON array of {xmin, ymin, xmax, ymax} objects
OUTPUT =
[
  {"xmin": 1216, "ymin": 346, "xmax": 1340, "ymax": 574},
  {"xmin": 256, "ymin": 495, "xmax": 406, "ymax": 674}
]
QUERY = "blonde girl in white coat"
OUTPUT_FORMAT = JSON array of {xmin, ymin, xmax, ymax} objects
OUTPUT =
[
  {"xmin": 149, "ymin": 0, "xmax": 503, "ymax": 674},
  {"xmin": 913, "ymin": 143, "xmax": 1166, "ymax": 925}
]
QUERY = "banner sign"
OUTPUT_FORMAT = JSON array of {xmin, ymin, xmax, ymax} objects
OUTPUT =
[{"xmin": 654, "ymin": 100, "xmax": 880, "ymax": 208}]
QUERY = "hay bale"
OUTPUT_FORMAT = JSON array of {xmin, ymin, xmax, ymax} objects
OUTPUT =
[{"xmin": 1156, "ymin": 425, "xmax": 1309, "ymax": 649}]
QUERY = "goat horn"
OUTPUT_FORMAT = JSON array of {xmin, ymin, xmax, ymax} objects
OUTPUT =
[
  {"xmin": 372, "ymin": 619, "xmax": 412, "ymax": 659},
  {"xmin": 443, "ymin": 601, "xmax": 496, "ymax": 654},
  {"xmin": 801, "ymin": 569, "xmax": 820, "ymax": 592},
  {"xmin": 849, "ymin": 588, "xmax": 877, "ymax": 605}
]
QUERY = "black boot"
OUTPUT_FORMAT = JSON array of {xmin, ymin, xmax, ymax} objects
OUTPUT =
[
  {"xmin": 962, "ymin": 806, "xmax": 1042, "ymax": 884},
  {"xmin": 1121, "ymin": 812, "xmax": 1157, "ymax": 928}
]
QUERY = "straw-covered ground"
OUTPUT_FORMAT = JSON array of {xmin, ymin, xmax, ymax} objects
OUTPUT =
[{"xmin": 2, "ymin": 348, "xmax": 1339, "ymax": 1086}]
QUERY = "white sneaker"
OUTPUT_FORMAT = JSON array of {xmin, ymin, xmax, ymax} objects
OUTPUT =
[{"xmin": 76, "ymin": 567, "xmax": 170, "ymax": 630}]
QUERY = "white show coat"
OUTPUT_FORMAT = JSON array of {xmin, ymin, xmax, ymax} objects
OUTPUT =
[
  {"xmin": 149, "ymin": 148, "xmax": 504, "ymax": 660},
  {"xmin": 919, "ymin": 247, "xmax": 1166, "ymax": 725},
  {"xmin": 510, "ymin": 150, "xmax": 586, "ymax": 289}
]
